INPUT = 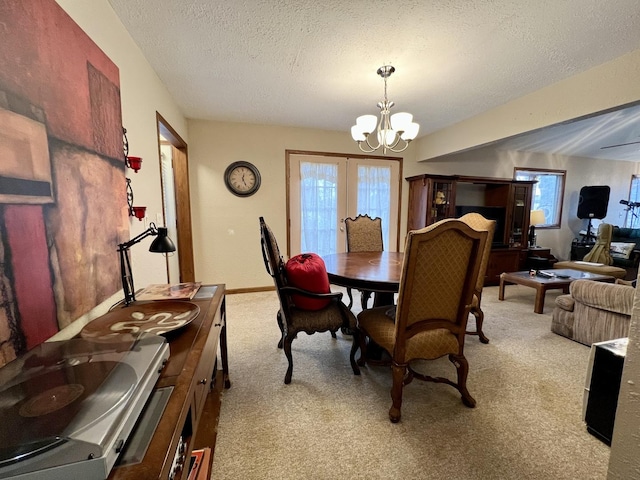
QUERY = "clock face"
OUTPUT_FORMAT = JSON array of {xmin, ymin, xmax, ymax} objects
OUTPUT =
[{"xmin": 224, "ymin": 161, "xmax": 261, "ymax": 197}]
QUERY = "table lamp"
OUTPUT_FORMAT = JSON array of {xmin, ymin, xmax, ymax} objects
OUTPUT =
[
  {"xmin": 117, "ymin": 222, "xmax": 176, "ymax": 305},
  {"xmin": 529, "ymin": 210, "xmax": 546, "ymax": 248}
]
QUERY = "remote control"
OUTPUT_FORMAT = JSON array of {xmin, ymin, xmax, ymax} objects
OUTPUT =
[{"xmin": 537, "ymin": 270, "xmax": 555, "ymax": 278}]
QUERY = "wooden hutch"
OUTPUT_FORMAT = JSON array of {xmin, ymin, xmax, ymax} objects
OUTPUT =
[{"xmin": 406, "ymin": 174, "xmax": 537, "ymax": 285}]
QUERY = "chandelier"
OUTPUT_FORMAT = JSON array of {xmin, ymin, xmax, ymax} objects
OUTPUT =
[{"xmin": 350, "ymin": 65, "xmax": 420, "ymax": 154}]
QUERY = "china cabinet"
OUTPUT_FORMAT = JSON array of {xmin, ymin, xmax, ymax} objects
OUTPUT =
[{"xmin": 406, "ymin": 174, "xmax": 536, "ymax": 285}]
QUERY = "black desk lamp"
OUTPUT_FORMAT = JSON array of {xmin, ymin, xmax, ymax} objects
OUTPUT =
[{"xmin": 117, "ymin": 222, "xmax": 176, "ymax": 305}]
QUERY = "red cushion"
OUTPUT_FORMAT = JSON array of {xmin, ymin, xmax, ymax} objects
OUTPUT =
[{"xmin": 285, "ymin": 253, "xmax": 331, "ymax": 310}]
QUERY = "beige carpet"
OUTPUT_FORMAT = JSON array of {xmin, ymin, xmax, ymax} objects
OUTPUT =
[{"xmin": 210, "ymin": 285, "xmax": 610, "ymax": 479}]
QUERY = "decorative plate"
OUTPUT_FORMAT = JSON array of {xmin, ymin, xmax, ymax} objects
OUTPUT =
[{"xmin": 81, "ymin": 301, "xmax": 200, "ymax": 342}]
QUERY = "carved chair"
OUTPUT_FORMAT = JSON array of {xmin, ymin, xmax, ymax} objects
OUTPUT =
[
  {"xmin": 259, "ymin": 217, "xmax": 360, "ymax": 384},
  {"xmin": 458, "ymin": 213, "xmax": 496, "ymax": 343},
  {"xmin": 344, "ymin": 214, "xmax": 383, "ymax": 309},
  {"xmin": 357, "ymin": 219, "xmax": 487, "ymax": 422}
]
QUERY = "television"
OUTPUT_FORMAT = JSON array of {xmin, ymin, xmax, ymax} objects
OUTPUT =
[{"xmin": 455, "ymin": 205, "xmax": 507, "ymax": 247}]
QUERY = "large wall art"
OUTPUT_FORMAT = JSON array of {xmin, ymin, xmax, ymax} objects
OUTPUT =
[{"xmin": 0, "ymin": 0, "xmax": 128, "ymax": 366}]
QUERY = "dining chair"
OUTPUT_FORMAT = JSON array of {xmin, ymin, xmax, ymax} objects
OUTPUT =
[
  {"xmin": 458, "ymin": 212, "xmax": 496, "ymax": 343},
  {"xmin": 259, "ymin": 217, "xmax": 360, "ymax": 384},
  {"xmin": 356, "ymin": 218, "xmax": 487, "ymax": 422},
  {"xmin": 344, "ymin": 214, "xmax": 383, "ymax": 309}
]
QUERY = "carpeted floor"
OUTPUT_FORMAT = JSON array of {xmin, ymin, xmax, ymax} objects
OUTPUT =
[{"xmin": 210, "ymin": 285, "xmax": 610, "ymax": 479}]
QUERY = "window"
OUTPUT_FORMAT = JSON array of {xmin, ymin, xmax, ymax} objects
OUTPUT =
[
  {"xmin": 514, "ymin": 168, "xmax": 566, "ymax": 228},
  {"xmin": 624, "ymin": 175, "xmax": 640, "ymax": 228}
]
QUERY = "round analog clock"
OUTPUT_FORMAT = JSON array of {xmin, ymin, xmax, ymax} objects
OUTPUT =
[{"xmin": 224, "ymin": 161, "xmax": 261, "ymax": 197}]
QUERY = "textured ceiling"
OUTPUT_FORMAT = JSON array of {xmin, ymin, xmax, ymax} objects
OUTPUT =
[{"xmin": 108, "ymin": 0, "xmax": 640, "ymax": 160}]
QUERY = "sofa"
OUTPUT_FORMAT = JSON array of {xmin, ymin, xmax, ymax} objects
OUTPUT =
[
  {"xmin": 610, "ymin": 226, "xmax": 640, "ymax": 279},
  {"xmin": 551, "ymin": 279, "xmax": 634, "ymax": 346}
]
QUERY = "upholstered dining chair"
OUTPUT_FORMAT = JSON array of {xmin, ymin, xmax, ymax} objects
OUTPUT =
[
  {"xmin": 458, "ymin": 212, "xmax": 496, "ymax": 344},
  {"xmin": 357, "ymin": 218, "xmax": 487, "ymax": 422},
  {"xmin": 344, "ymin": 214, "xmax": 383, "ymax": 309},
  {"xmin": 259, "ymin": 217, "xmax": 360, "ymax": 384}
]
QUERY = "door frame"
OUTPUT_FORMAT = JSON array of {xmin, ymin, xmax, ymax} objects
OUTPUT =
[
  {"xmin": 156, "ymin": 112, "xmax": 195, "ymax": 282},
  {"xmin": 285, "ymin": 149, "xmax": 403, "ymax": 258}
]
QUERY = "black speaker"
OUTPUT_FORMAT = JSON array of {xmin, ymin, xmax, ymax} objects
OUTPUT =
[{"xmin": 577, "ymin": 186, "xmax": 610, "ymax": 219}]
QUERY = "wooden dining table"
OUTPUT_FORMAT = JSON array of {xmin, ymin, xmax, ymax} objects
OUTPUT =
[{"xmin": 321, "ymin": 251, "xmax": 404, "ymax": 307}]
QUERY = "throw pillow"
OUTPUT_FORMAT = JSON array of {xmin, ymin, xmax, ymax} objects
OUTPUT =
[
  {"xmin": 285, "ymin": 253, "xmax": 331, "ymax": 310},
  {"xmin": 610, "ymin": 242, "xmax": 636, "ymax": 260}
]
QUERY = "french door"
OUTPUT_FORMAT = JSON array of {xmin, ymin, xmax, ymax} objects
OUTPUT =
[{"xmin": 288, "ymin": 153, "xmax": 400, "ymax": 256}]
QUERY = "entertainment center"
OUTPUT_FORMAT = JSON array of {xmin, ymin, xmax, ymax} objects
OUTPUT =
[{"xmin": 406, "ymin": 174, "xmax": 537, "ymax": 285}]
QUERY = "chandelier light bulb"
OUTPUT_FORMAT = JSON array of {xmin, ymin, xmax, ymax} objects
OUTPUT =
[{"xmin": 350, "ymin": 65, "xmax": 419, "ymax": 154}]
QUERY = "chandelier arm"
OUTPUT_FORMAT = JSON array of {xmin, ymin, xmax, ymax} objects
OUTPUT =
[
  {"xmin": 363, "ymin": 134, "xmax": 380, "ymax": 152},
  {"xmin": 357, "ymin": 139, "xmax": 377, "ymax": 153}
]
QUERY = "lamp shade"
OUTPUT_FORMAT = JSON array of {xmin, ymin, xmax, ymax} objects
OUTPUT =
[
  {"xmin": 356, "ymin": 114, "xmax": 377, "ymax": 134},
  {"xmin": 390, "ymin": 112, "xmax": 412, "ymax": 132},
  {"xmin": 149, "ymin": 227, "xmax": 176, "ymax": 253},
  {"xmin": 530, "ymin": 209, "xmax": 546, "ymax": 226}
]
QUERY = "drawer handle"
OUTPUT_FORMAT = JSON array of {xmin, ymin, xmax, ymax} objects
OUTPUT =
[{"xmin": 198, "ymin": 378, "xmax": 208, "ymax": 385}]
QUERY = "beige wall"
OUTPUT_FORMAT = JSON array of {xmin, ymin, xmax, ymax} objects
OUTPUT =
[
  {"xmin": 187, "ymin": 120, "xmax": 413, "ymax": 290},
  {"xmin": 57, "ymin": 0, "xmax": 188, "ymax": 291}
]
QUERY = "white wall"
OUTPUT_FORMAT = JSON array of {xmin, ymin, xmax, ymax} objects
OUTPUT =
[{"xmin": 57, "ymin": 0, "xmax": 188, "ymax": 291}]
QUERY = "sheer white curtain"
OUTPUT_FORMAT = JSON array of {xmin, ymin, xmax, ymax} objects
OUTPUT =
[
  {"xmin": 357, "ymin": 165, "xmax": 391, "ymax": 248},
  {"xmin": 300, "ymin": 162, "xmax": 338, "ymax": 255}
]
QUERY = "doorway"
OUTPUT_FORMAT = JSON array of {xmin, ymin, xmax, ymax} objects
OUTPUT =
[
  {"xmin": 156, "ymin": 113, "xmax": 195, "ymax": 282},
  {"xmin": 287, "ymin": 150, "xmax": 402, "ymax": 257}
]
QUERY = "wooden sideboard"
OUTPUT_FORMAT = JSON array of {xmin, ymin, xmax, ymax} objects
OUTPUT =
[{"xmin": 109, "ymin": 284, "xmax": 230, "ymax": 480}]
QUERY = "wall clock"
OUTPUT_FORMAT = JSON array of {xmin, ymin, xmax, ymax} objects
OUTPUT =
[{"xmin": 224, "ymin": 161, "xmax": 261, "ymax": 197}]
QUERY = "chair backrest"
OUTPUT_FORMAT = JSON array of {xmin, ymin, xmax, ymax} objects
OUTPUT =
[
  {"xmin": 345, "ymin": 215, "xmax": 383, "ymax": 252},
  {"xmin": 259, "ymin": 217, "xmax": 291, "ymax": 308},
  {"xmin": 458, "ymin": 213, "xmax": 496, "ymax": 292},
  {"xmin": 393, "ymin": 219, "xmax": 487, "ymax": 350},
  {"xmin": 583, "ymin": 223, "xmax": 614, "ymax": 265}
]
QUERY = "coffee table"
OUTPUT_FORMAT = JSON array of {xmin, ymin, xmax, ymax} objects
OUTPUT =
[{"xmin": 498, "ymin": 268, "xmax": 615, "ymax": 314}]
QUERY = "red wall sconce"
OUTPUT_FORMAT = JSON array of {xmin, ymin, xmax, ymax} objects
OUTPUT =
[
  {"xmin": 126, "ymin": 156, "xmax": 143, "ymax": 173},
  {"xmin": 131, "ymin": 206, "xmax": 147, "ymax": 221}
]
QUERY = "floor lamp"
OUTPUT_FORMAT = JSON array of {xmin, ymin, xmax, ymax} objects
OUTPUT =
[{"xmin": 118, "ymin": 223, "xmax": 176, "ymax": 306}]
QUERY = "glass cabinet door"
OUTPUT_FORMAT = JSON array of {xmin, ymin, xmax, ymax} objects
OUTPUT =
[
  {"xmin": 428, "ymin": 179, "xmax": 455, "ymax": 225},
  {"xmin": 509, "ymin": 185, "xmax": 529, "ymax": 247}
]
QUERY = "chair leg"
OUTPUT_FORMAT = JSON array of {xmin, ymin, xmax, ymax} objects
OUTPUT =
[
  {"xmin": 277, "ymin": 311, "xmax": 285, "ymax": 349},
  {"xmin": 283, "ymin": 335, "xmax": 294, "ymax": 384},
  {"xmin": 389, "ymin": 361, "xmax": 406, "ymax": 423},
  {"xmin": 350, "ymin": 329, "xmax": 361, "ymax": 375},
  {"xmin": 467, "ymin": 307, "xmax": 490, "ymax": 344},
  {"xmin": 360, "ymin": 290, "xmax": 372, "ymax": 310},
  {"xmin": 356, "ymin": 328, "xmax": 368, "ymax": 366},
  {"xmin": 449, "ymin": 353, "xmax": 476, "ymax": 408},
  {"xmin": 475, "ymin": 308, "xmax": 489, "ymax": 344},
  {"xmin": 346, "ymin": 287, "xmax": 354, "ymax": 309}
]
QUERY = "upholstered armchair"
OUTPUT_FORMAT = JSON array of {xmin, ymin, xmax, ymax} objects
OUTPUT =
[
  {"xmin": 344, "ymin": 214, "xmax": 383, "ymax": 309},
  {"xmin": 458, "ymin": 212, "xmax": 496, "ymax": 343},
  {"xmin": 356, "ymin": 219, "xmax": 487, "ymax": 422},
  {"xmin": 552, "ymin": 279, "xmax": 634, "ymax": 345},
  {"xmin": 259, "ymin": 217, "xmax": 360, "ymax": 384}
]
